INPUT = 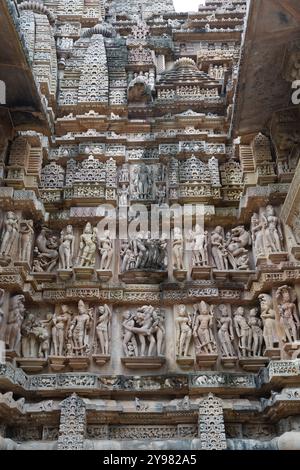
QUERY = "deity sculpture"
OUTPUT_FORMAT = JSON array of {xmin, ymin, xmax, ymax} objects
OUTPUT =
[
  {"xmin": 175, "ymin": 304, "xmax": 192, "ymax": 357},
  {"xmin": 120, "ymin": 232, "xmax": 167, "ymax": 272},
  {"xmin": 21, "ymin": 313, "xmax": 39, "ymax": 358},
  {"xmin": 52, "ymin": 305, "xmax": 72, "ymax": 356},
  {"xmin": 262, "ymin": 205, "xmax": 284, "ymax": 253},
  {"xmin": 18, "ymin": 219, "xmax": 34, "ymax": 263},
  {"xmin": 77, "ymin": 223, "xmax": 97, "ymax": 267},
  {"xmin": 248, "ymin": 308, "xmax": 264, "ymax": 357},
  {"xmin": 211, "ymin": 226, "xmax": 228, "ymax": 270},
  {"xmin": 225, "ymin": 226, "xmax": 251, "ymax": 270},
  {"xmin": 258, "ymin": 293, "xmax": 278, "ymax": 350},
  {"xmin": 5, "ymin": 294, "xmax": 26, "ymax": 353},
  {"xmin": 34, "ymin": 227, "xmax": 59, "ymax": 272},
  {"xmin": 0, "ymin": 211, "xmax": 19, "ymax": 258},
  {"xmin": 119, "ymin": 184, "xmax": 129, "ymax": 206},
  {"xmin": 59, "ymin": 225, "xmax": 75, "ymax": 270},
  {"xmin": 276, "ymin": 285, "xmax": 300, "ymax": 343},
  {"xmin": 94, "ymin": 304, "xmax": 112, "ymax": 355},
  {"xmin": 132, "ymin": 164, "xmax": 152, "ymax": 200},
  {"xmin": 251, "ymin": 213, "xmax": 264, "ymax": 258},
  {"xmin": 193, "ymin": 301, "xmax": 217, "ymax": 354},
  {"xmin": 98, "ymin": 230, "xmax": 113, "ymax": 270},
  {"xmin": 122, "ymin": 311, "xmax": 138, "ymax": 357},
  {"xmin": 189, "ymin": 225, "xmax": 208, "ymax": 266},
  {"xmin": 67, "ymin": 300, "xmax": 92, "ymax": 356},
  {"xmin": 216, "ymin": 305, "xmax": 235, "ymax": 357},
  {"xmin": 233, "ymin": 307, "xmax": 251, "ymax": 357},
  {"xmin": 172, "ymin": 227, "xmax": 184, "ymax": 270}
]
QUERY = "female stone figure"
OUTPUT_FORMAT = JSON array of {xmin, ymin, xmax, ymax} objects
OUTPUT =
[
  {"xmin": 248, "ymin": 308, "xmax": 264, "ymax": 357},
  {"xmin": 175, "ymin": 305, "xmax": 192, "ymax": 357},
  {"xmin": 211, "ymin": 226, "xmax": 228, "ymax": 270},
  {"xmin": 189, "ymin": 225, "xmax": 208, "ymax": 266},
  {"xmin": 0, "ymin": 288, "xmax": 4, "ymax": 327},
  {"xmin": 95, "ymin": 304, "xmax": 112, "ymax": 355},
  {"xmin": 276, "ymin": 285, "xmax": 300, "ymax": 343},
  {"xmin": 77, "ymin": 222, "xmax": 97, "ymax": 267},
  {"xmin": 18, "ymin": 219, "xmax": 34, "ymax": 263},
  {"xmin": 259, "ymin": 293, "xmax": 278, "ymax": 349},
  {"xmin": 98, "ymin": 230, "xmax": 113, "ymax": 270},
  {"xmin": 193, "ymin": 301, "xmax": 217, "ymax": 354},
  {"xmin": 151, "ymin": 308, "xmax": 165, "ymax": 356},
  {"xmin": 122, "ymin": 311, "xmax": 138, "ymax": 357},
  {"xmin": 35, "ymin": 227, "xmax": 59, "ymax": 272},
  {"xmin": 172, "ymin": 227, "xmax": 184, "ymax": 270},
  {"xmin": 52, "ymin": 304, "xmax": 72, "ymax": 356},
  {"xmin": 0, "ymin": 212, "xmax": 19, "ymax": 257},
  {"xmin": 216, "ymin": 305, "xmax": 235, "ymax": 357},
  {"xmin": 5, "ymin": 295, "xmax": 25, "ymax": 353},
  {"xmin": 262, "ymin": 205, "xmax": 284, "ymax": 253},
  {"xmin": 21, "ymin": 313, "xmax": 39, "ymax": 357},
  {"xmin": 251, "ymin": 212, "xmax": 265, "ymax": 258},
  {"xmin": 59, "ymin": 225, "xmax": 75, "ymax": 270},
  {"xmin": 233, "ymin": 307, "xmax": 251, "ymax": 357}
]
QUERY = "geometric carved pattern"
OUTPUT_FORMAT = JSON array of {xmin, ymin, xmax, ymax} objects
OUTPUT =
[
  {"xmin": 57, "ymin": 394, "xmax": 86, "ymax": 450},
  {"xmin": 198, "ymin": 394, "xmax": 227, "ymax": 450}
]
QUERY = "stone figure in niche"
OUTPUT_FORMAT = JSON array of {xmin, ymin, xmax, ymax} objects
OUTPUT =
[
  {"xmin": 33, "ymin": 315, "xmax": 52, "ymax": 359},
  {"xmin": 67, "ymin": 300, "xmax": 93, "ymax": 356},
  {"xmin": 21, "ymin": 313, "xmax": 39, "ymax": 358},
  {"xmin": 211, "ymin": 226, "xmax": 228, "ymax": 270},
  {"xmin": 0, "ymin": 211, "xmax": 19, "ymax": 258},
  {"xmin": 132, "ymin": 163, "xmax": 152, "ymax": 200},
  {"xmin": 120, "ymin": 232, "xmax": 167, "ymax": 272},
  {"xmin": 52, "ymin": 305, "xmax": 72, "ymax": 356},
  {"xmin": 77, "ymin": 222, "xmax": 97, "ymax": 267},
  {"xmin": 248, "ymin": 308, "xmax": 264, "ymax": 357},
  {"xmin": 251, "ymin": 213, "xmax": 264, "ymax": 258},
  {"xmin": 34, "ymin": 227, "xmax": 59, "ymax": 272},
  {"xmin": 94, "ymin": 304, "xmax": 112, "ymax": 355},
  {"xmin": 258, "ymin": 293, "xmax": 278, "ymax": 349},
  {"xmin": 262, "ymin": 205, "xmax": 284, "ymax": 253},
  {"xmin": 0, "ymin": 288, "xmax": 4, "ymax": 327},
  {"xmin": 276, "ymin": 285, "xmax": 300, "ymax": 343},
  {"xmin": 189, "ymin": 225, "xmax": 209, "ymax": 266},
  {"xmin": 216, "ymin": 304, "xmax": 235, "ymax": 357},
  {"xmin": 233, "ymin": 307, "xmax": 251, "ymax": 357},
  {"xmin": 98, "ymin": 230, "xmax": 113, "ymax": 270},
  {"xmin": 119, "ymin": 184, "xmax": 129, "ymax": 206},
  {"xmin": 225, "ymin": 226, "xmax": 251, "ymax": 270},
  {"xmin": 122, "ymin": 311, "xmax": 138, "ymax": 357},
  {"xmin": 156, "ymin": 183, "xmax": 166, "ymax": 205},
  {"xmin": 5, "ymin": 294, "xmax": 25, "ymax": 353},
  {"xmin": 128, "ymin": 73, "xmax": 152, "ymax": 103},
  {"xmin": 18, "ymin": 219, "xmax": 34, "ymax": 263},
  {"xmin": 59, "ymin": 225, "xmax": 75, "ymax": 270},
  {"xmin": 172, "ymin": 227, "xmax": 184, "ymax": 270},
  {"xmin": 151, "ymin": 308, "xmax": 165, "ymax": 356},
  {"xmin": 193, "ymin": 301, "xmax": 217, "ymax": 354},
  {"xmin": 175, "ymin": 304, "xmax": 192, "ymax": 357}
]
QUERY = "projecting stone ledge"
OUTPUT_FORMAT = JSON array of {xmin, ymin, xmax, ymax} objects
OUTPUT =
[{"xmin": 121, "ymin": 356, "xmax": 166, "ymax": 369}]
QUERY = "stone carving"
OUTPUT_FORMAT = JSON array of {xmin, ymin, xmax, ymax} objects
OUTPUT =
[
  {"xmin": 131, "ymin": 163, "xmax": 153, "ymax": 200},
  {"xmin": 216, "ymin": 305, "xmax": 235, "ymax": 357},
  {"xmin": 259, "ymin": 294, "xmax": 279, "ymax": 350},
  {"xmin": 122, "ymin": 306, "xmax": 165, "ymax": 357},
  {"xmin": 97, "ymin": 230, "xmax": 113, "ymax": 270},
  {"xmin": 5, "ymin": 295, "xmax": 26, "ymax": 353},
  {"xmin": 251, "ymin": 213, "xmax": 265, "ymax": 258},
  {"xmin": 34, "ymin": 228, "xmax": 59, "ymax": 272},
  {"xmin": 172, "ymin": 228, "xmax": 184, "ymax": 270},
  {"xmin": 77, "ymin": 223, "xmax": 97, "ymax": 267},
  {"xmin": 58, "ymin": 394, "xmax": 86, "ymax": 450},
  {"xmin": 94, "ymin": 305, "xmax": 112, "ymax": 355},
  {"xmin": 189, "ymin": 225, "xmax": 209, "ymax": 266},
  {"xmin": 59, "ymin": 225, "xmax": 75, "ymax": 270},
  {"xmin": 198, "ymin": 394, "xmax": 227, "ymax": 450},
  {"xmin": 52, "ymin": 305, "xmax": 72, "ymax": 357},
  {"xmin": 18, "ymin": 219, "xmax": 34, "ymax": 263},
  {"xmin": 0, "ymin": 212, "xmax": 19, "ymax": 260},
  {"xmin": 233, "ymin": 307, "xmax": 251, "ymax": 357},
  {"xmin": 120, "ymin": 234, "xmax": 167, "ymax": 272},
  {"xmin": 276, "ymin": 285, "xmax": 300, "ymax": 343},
  {"xmin": 248, "ymin": 308, "xmax": 264, "ymax": 357},
  {"xmin": 211, "ymin": 225, "xmax": 251, "ymax": 270},
  {"xmin": 175, "ymin": 305, "xmax": 192, "ymax": 357},
  {"xmin": 21, "ymin": 313, "xmax": 51, "ymax": 359},
  {"xmin": 0, "ymin": 289, "xmax": 4, "ymax": 327},
  {"xmin": 67, "ymin": 300, "xmax": 93, "ymax": 356},
  {"xmin": 193, "ymin": 301, "xmax": 217, "ymax": 354}
]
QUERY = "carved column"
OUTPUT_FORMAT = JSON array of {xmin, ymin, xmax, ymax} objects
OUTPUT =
[
  {"xmin": 57, "ymin": 393, "xmax": 86, "ymax": 450},
  {"xmin": 198, "ymin": 393, "xmax": 227, "ymax": 450}
]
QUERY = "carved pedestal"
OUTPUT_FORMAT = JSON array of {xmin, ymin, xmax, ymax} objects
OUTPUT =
[
  {"xmin": 221, "ymin": 357, "xmax": 238, "ymax": 369},
  {"xmin": 5, "ymin": 350, "xmax": 19, "ymax": 362},
  {"xmin": 213, "ymin": 270, "xmax": 228, "ymax": 281},
  {"xmin": 239, "ymin": 357, "xmax": 269, "ymax": 372},
  {"xmin": 255, "ymin": 256, "xmax": 268, "ymax": 267},
  {"xmin": 196, "ymin": 354, "xmax": 218, "ymax": 368},
  {"xmin": 67, "ymin": 356, "xmax": 90, "ymax": 371},
  {"xmin": 283, "ymin": 342, "xmax": 300, "ymax": 360},
  {"xmin": 32, "ymin": 272, "xmax": 56, "ymax": 282},
  {"xmin": 74, "ymin": 267, "xmax": 95, "ymax": 280},
  {"xmin": 176, "ymin": 356, "xmax": 194, "ymax": 367},
  {"xmin": 291, "ymin": 246, "xmax": 300, "ymax": 260},
  {"xmin": 92, "ymin": 354, "xmax": 110, "ymax": 366},
  {"xmin": 57, "ymin": 269, "xmax": 73, "ymax": 280},
  {"xmin": 268, "ymin": 252, "xmax": 288, "ymax": 264},
  {"xmin": 173, "ymin": 269, "xmax": 187, "ymax": 281},
  {"xmin": 120, "ymin": 270, "xmax": 168, "ymax": 284},
  {"xmin": 17, "ymin": 358, "xmax": 47, "ymax": 373},
  {"xmin": 0, "ymin": 256, "xmax": 12, "ymax": 267},
  {"xmin": 191, "ymin": 266, "xmax": 212, "ymax": 280},
  {"xmin": 14, "ymin": 261, "xmax": 31, "ymax": 271},
  {"xmin": 230, "ymin": 270, "xmax": 255, "ymax": 283},
  {"xmin": 96, "ymin": 270, "xmax": 113, "ymax": 282},
  {"xmin": 49, "ymin": 356, "xmax": 66, "ymax": 372},
  {"xmin": 121, "ymin": 356, "xmax": 166, "ymax": 369},
  {"xmin": 264, "ymin": 348, "xmax": 281, "ymax": 360}
]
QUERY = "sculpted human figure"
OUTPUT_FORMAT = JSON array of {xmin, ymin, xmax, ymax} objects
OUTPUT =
[
  {"xmin": 151, "ymin": 308, "xmax": 165, "ymax": 356},
  {"xmin": 35, "ymin": 227, "xmax": 59, "ymax": 272},
  {"xmin": 276, "ymin": 285, "xmax": 300, "ymax": 343},
  {"xmin": 98, "ymin": 230, "xmax": 113, "ymax": 270},
  {"xmin": 95, "ymin": 304, "xmax": 112, "ymax": 355},
  {"xmin": 251, "ymin": 213, "xmax": 264, "ymax": 257},
  {"xmin": 259, "ymin": 293, "xmax": 278, "ymax": 349},
  {"xmin": 59, "ymin": 225, "xmax": 75, "ymax": 270},
  {"xmin": 18, "ymin": 219, "xmax": 34, "ymax": 263},
  {"xmin": 120, "ymin": 241, "xmax": 133, "ymax": 272},
  {"xmin": 0, "ymin": 212, "xmax": 19, "ymax": 257},
  {"xmin": 225, "ymin": 226, "xmax": 251, "ymax": 270},
  {"xmin": 5, "ymin": 295, "xmax": 26, "ymax": 353},
  {"xmin": 77, "ymin": 222, "xmax": 97, "ymax": 267},
  {"xmin": 123, "ymin": 305, "xmax": 158, "ymax": 356},
  {"xmin": 52, "ymin": 305, "xmax": 72, "ymax": 356},
  {"xmin": 175, "ymin": 304, "xmax": 192, "ymax": 357},
  {"xmin": 248, "ymin": 308, "xmax": 264, "ymax": 357},
  {"xmin": 119, "ymin": 184, "xmax": 129, "ymax": 206},
  {"xmin": 68, "ymin": 300, "xmax": 92, "ymax": 356},
  {"xmin": 136, "ymin": 163, "xmax": 151, "ymax": 199},
  {"xmin": 211, "ymin": 226, "xmax": 228, "ymax": 270},
  {"xmin": 189, "ymin": 225, "xmax": 208, "ymax": 266},
  {"xmin": 172, "ymin": 227, "xmax": 184, "ymax": 270},
  {"xmin": 216, "ymin": 305, "xmax": 235, "ymax": 357},
  {"xmin": 122, "ymin": 311, "xmax": 138, "ymax": 357},
  {"xmin": 0, "ymin": 289, "xmax": 4, "ymax": 327},
  {"xmin": 262, "ymin": 205, "xmax": 284, "ymax": 253},
  {"xmin": 193, "ymin": 301, "xmax": 216, "ymax": 354},
  {"xmin": 21, "ymin": 313, "xmax": 39, "ymax": 357},
  {"xmin": 233, "ymin": 307, "xmax": 251, "ymax": 357}
]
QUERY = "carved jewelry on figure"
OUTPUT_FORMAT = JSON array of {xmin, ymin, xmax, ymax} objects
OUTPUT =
[{"xmin": 276, "ymin": 285, "xmax": 300, "ymax": 343}]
